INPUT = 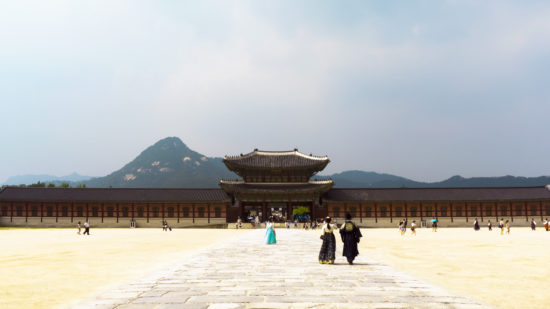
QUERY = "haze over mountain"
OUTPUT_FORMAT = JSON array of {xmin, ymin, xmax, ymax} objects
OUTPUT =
[
  {"xmin": 5, "ymin": 137, "xmax": 550, "ymax": 188},
  {"xmin": 2, "ymin": 173, "xmax": 92, "ymax": 186}
]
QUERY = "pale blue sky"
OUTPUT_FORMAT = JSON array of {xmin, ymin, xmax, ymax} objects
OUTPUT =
[{"xmin": 1, "ymin": 1, "xmax": 549, "ymax": 183}]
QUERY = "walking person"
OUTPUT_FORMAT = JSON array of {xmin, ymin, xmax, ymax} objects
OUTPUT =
[
  {"xmin": 506, "ymin": 220, "xmax": 510, "ymax": 234},
  {"xmin": 77, "ymin": 221, "xmax": 81, "ymax": 235},
  {"xmin": 499, "ymin": 218, "xmax": 505, "ymax": 235},
  {"xmin": 318, "ymin": 217, "xmax": 337, "ymax": 264},
  {"xmin": 431, "ymin": 217, "xmax": 438, "ymax": 232},
  {"xmin": 339, "ymin": 213, "xmax": 362, "ymax": 265},
  {"xmin": 411, "ymin": 221, "xmax": 417, "ymax": 236},
  {"xmin": 544, "ymin": 218, "xmax": 549, "ymax": 232},
  {"xmin": 530, "ymin": 218, "xmax": 536, "ymax": 231},
  {"xmin": 264, "ymin": 217, "xmax": 277, "ymax": 245},
  {"xmin": 474, "ymin": 218, "xmax": 480, "ymax": 231},
  {"xmin": 487, "ymin": 220, "xmax": 492, "ymax": 231},
  {"xmin": 83, "ymin": 220, "xmax": 90, "ymax": 235}
]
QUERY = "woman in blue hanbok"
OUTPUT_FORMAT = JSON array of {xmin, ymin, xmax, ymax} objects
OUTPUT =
[{"xmin": 264, "ymin": 217, "xmax": 277, "ymax": 244}]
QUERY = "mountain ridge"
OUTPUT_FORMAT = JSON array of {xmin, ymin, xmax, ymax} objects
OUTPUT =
[{"xmin": 4, "ymin": 137, "xmax": 550, "ymax": 188}]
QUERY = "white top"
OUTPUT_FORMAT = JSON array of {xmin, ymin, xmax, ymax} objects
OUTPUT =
[
  {"xmin": 321, "ymin": 223, "xmax": 337, "ymax": 234},
  {"xmin": 84, "ymin": 222, "xmax": 89, "ymax": 228},
  {"xmin": 266, "ymin": 222, "xmax": 274, "ymax": 229}
]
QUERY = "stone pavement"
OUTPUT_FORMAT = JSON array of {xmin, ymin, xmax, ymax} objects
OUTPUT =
[{"xmin": 74, "ymin": 229, "xmax": 494, "ymax": 309}]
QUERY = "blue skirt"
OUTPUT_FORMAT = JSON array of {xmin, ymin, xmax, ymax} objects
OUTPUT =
[{"xmin": 264, "ymin": 227, "xmax": 277, "ymax": 244}]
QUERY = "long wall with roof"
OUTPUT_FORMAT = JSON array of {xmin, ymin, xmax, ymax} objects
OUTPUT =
[{"xmin": 2, "ymin": 186, "xmax": 550, "ymax": 227}]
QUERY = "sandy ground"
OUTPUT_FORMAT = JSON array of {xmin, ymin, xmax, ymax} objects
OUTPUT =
[
  {"xmin": 2, "ymin": 227, "xmax": 549, "ymax": 309},
  {"xmin": 0, "ymin": 228, "xmax": 247, "ymax": 309},
  {"xmin": 357, "ymin": 227, "xmax": 550, "ymax": 309}
]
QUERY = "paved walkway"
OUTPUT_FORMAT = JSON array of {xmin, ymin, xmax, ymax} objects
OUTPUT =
[{"xmin": 75, "ymin": 229, "xmax": 493, "ymax": 309}]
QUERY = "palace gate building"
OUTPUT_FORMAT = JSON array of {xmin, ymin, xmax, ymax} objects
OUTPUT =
[{"xmin": 1, "ymin": 149, "xmax": 550, "ymax": 228}]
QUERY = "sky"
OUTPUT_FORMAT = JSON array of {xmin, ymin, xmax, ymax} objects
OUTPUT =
[{"xmin": 1, "ymin": 0, "xmax": 550, "ymax": 183}]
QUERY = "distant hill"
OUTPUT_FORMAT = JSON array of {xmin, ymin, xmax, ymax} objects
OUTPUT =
[
  {"xmin": 327, "ymin": 170, "xmax": 550, "ymax": 188},
  {"xmin": 5, "ymin": 137, "xmax": 550, "ymax": 189},
  {"xmin": 84, "ymin": 137, "xmax": 237, "ymax": 188},
  {"xmin": 2, "ymin": 172, "xmax": 92, "ymax": 186}
]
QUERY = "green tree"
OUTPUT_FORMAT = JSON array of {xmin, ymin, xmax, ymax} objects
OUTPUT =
[
  {"xmin": 47, "ymin": 183, "xmax": 55, "ymax": 188},
  {"xmin": 60, "ymin": 182, "xmax": 70, "ymax": 188},
  {"xmin": 29, "ymin": 181, "xmax": 46, "ymax": 187},
  {"xmin": 292, "ymin": 206, "xmax": 310, "ymax": 216},
  {"xmin": 76, "ymin": 184, "xmax": 86, "ymax": 188}
]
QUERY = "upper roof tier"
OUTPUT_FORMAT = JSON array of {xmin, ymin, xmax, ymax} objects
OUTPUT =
[{"xmin": 223, "ymin": 149, "xmax": 330, "ymax": 172}]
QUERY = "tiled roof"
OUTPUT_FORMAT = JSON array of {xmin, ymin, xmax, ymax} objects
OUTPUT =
[
  {"xmin": 324, "ymin": 186, "xmax": 550, "ymax": 202},
  {"xmin": 219, "ymin": 180, "xmax": 334, "ymax": 194},
  {"xmin": 223, "ymin": 149, "xmax": 329, "ymax": 170},
  {"xmin": 0, "ymin": 187, "xmax": 230, "ymax": 203}
]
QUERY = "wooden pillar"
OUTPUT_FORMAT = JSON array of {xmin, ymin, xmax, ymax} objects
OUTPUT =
[
  {"xmin": 450, "ymin": 201, "xmax": 453, "ymax": 223},
  {"xmin": 540, "ymin": 201, "xmax": 544, "ymax": 221},
  {"xmin": 101, "ymin": 203, "xmax": 104, "ymax": 223},
  {"xmin": 495, "ymin": 201, "xmax": 498, "ymax": 222},
  {"xmin": 311, "ymin": 200, "xmax": 316, "ymax": 221},
  {"xmin": 404, "ymin": 202, "xmax": 408, "ymax": 220},
  {"xmin": 465, "ymin": 201, "xmax": 468, "ymax": 222},
  {"xmin": 286, "ymin": 202, "xmax": 291, "ymax": 221},
  {"xmin": 25, "ymin": 202, "xmax": 28, "ymax": 222},
  {"xmin": 40, "ymin": 202, "xmax": 43, "ymax": 223},
  {"xmin": 177, "ymin": 203, "xmax": 180, "ymax": 223},
  {"xmin": 116, "ymin": 203, "xmax": 119, "ymax": 223},
  {"xmin": 389, "ymin": 202, "xmax": 393, "ymax": 223},
  {"xmin": 524, "ymin": 201, "xmax": 528, "ymax": 221},
  {"xmin": 10, "ymin": 202, "xmax": 13, "ymax": 222},
  {"xmin": 208, "ymin": 204, "xmax": 211, "ymax": 223},
  {"xmin": 262, "ymin": 201, "xmax": 267, "ymax": 222},
  {"xmin": 480, "ymin": 203, "xmax": 484, "ymax": 222},
  {"xmin": 374, "ymin": 202, "xmax": 378, "ymax": 223},
  {"xmin": 192, "ymin": 203, "xmax": 195, "ymax": 224},
  {"xmin": 131, "ymin": 203, "xmax": 135, "ymax": 221},
  {"xmin": 71, "ymin": 202, "xmax": 74, "ymax": 223},
  {"xmin": 359, "ymin": 203, "xmax": 363, "ymax": 223},
  {"xmin": 420, "ymin": 202, "xmax": 423, "ymax": 221},
  {"xmin": 86, "ymin": 203, "xmax": 89, "ymax": 221},
  {"xmin": 146, "ymin": 203, "xmax": 149, "ymax": 223},
  {"xmin": 510, "ymin": 201, "xmax": 514, "ymax": 222},
  {"xmin": 162, "ymin": 203, "xmax": 165, "ymax": 220},
  {"xmin": 55, "ymin": 203, "xmax": 58, "ymax": 223},
  {"xmin": 434, "ymin": 202, "xmax": 438, "ymax": 220}
]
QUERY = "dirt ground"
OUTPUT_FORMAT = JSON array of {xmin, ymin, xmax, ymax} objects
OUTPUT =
[
  {"xmin": 358, "ymin": 226, "xmax": 550, "ymax": 309},
  {"xmin": 0, "ymin": 228, "xmax": 247, "ymax": 309}
]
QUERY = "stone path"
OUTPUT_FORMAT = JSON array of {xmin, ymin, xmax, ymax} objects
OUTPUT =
[{"xmin": 75, "ymin": 229, "xmax": 494, "ymax": 309}]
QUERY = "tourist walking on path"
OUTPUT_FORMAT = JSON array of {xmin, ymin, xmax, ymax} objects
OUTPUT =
[
  {"xmin": 318, "ymin": 217, "xmax": 337, "ymax": 264},
  {"xmin": 544, "ymin": 218, "xmax": 549, "ymax": 231},
  {"xmin": 83, "ymin": 220, "xmax": 90, "ymax": 235},
  {"xmin": 77, "ymin": 221, "xmax": 81, "ymax": 235},
  {"xmin": 506, "ymin": 220, "xmax": 511, "ymax": 234},
  {"xmin": 264, "ymin": 217, "xmax": 277, "ymax": 244},
  {"xmin": 530, "ymin": 218, "xmax": 536, "ymax": 231},
  {"xmin": 473, "ymin": 218, "xmax": 480, "ymax": 231},
  {"xmin": 487, "ymin": 220, "xmax": 492, "ymax": 231},
  {"xmin": 339, "ymin": 213, "xmax": 362, "ymax": 265},
  {"xmin": 499, "ymin": 219, "xmax": 505, "ymax": 235},
  {"xmin": 411, "ymin": 221, "xmax": 417, "ymax": 236}
]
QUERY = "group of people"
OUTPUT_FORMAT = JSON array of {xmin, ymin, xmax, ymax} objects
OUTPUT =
[
  {"xmin": 76, "ymin": 220, "xmax": 90, "ymax": 235},
  {"xmin": 263, "ymin": 213, "xmax": 363, "ymax": 265},
  {"xmin": 397, "ymin": 219, "xmax": 417, "ymax": 236},
  {"xmin": 474, "ymin": 218, "xmax": 510, "ymax": 234}
]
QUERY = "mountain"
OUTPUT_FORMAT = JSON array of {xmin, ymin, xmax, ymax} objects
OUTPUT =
[
  {"xmin": 328, "ymin": 170, "xmax": 550, "ymax": 188},
  {"xmin": 84, "ymin": 137, "xmax": 237, "ymax": 188},
  {"xmin": 2, "ymin": 172, "xmax": 92, "ymax": 186}
]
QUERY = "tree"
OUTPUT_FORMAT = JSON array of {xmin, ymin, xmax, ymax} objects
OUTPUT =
[
  {"xmin": 76, "ymin": 184, "xmax": 86, "ymax": 188},
  {"xmin": 29, "ymin": 181, "xmax": 46, "ymax": 188},
  {"xmin": 60, "ymin": 182, "xmax": 70, "ymax": 188},
  {"xmin": 47, "ymin": 183, "xmax": 55, "ymax": 188},
  {"xmin": 292, "ymin": 206, "xmax": 310, "ymax": 216}
]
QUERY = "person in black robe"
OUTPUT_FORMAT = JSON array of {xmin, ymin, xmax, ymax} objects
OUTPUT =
[{"xmin": 339, "ymin": 213, "xmax": 362, "ymax": 265}]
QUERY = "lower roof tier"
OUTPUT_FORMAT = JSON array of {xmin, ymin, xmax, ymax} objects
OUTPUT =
[{"xmin": 1, "ymin": 186, "xmax": 550, "ymax": 203}]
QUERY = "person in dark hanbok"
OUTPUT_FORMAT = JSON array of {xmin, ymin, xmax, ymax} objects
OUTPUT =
[
  {"xmin": 318, "ymin": 217, "xmax": 337, "ymax": 264},
  {"xmin": 473, "ymin": 218, "xmax": 480, "ymax": 231},
  {"xmin": 339, "ymin": 213, "xmax": 362, "ymax": 265}
]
